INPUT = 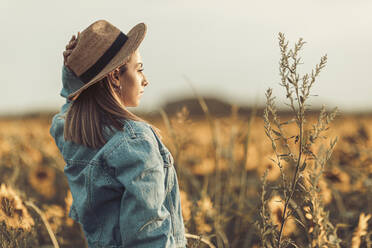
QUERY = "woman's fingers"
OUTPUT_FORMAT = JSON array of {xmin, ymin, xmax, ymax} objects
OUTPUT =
[
  {"xmin": 63, "ymin": 50, "xmax": 72, "ymax": 57},
  {"xmin": 66, "ymin": 42, "xmax": 76, "ymax": 50},
  {"xmin": 69, "ymin": 34, "xmax": 76, "ymax": 42},
  {"xmin": 63, "ymin": 32, "xmax": 80, "ymax": 66},
  {"xmin": 63, "ymin": 50, "xmax": 73, "ymax": 65},
  {"xmin": 65, "ymin": 33, "xmax": 79, "ymax": 49},
  {"xmin": 66, "ymin": 40, "xmax": 77, "ymax": 50}
]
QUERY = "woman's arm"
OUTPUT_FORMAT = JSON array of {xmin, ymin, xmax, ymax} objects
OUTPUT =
[
  {"xmin": 60, "ymin": 33, "xmax": 84, "ymax": 103},
  {"xmin": 49, "ymin": 34, "xmax": 84, "ymax": 150},
  {"xmin": 105, "ymin": 131, "xmax": 175, "ymax": 248},
  {"xmin": 60, "ymin": 64, "xmax": 84, "ymax": 103}
]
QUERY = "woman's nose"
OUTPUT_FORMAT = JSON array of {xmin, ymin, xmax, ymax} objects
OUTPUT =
[{"xmin": 142, "ymin": 75, "xmax": 149, "ymax": 87}]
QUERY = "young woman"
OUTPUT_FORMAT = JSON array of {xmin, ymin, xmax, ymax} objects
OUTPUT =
[{"xmin": 49, "ymin": 19, "xmax": 187, "ymax": 248}]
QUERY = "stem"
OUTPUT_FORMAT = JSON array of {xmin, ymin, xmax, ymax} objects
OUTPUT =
[
  {"xmin": 184, "ymin": 233, "xmax": 216, "ymax": 248},
  {"xmin": 234, "ymin": 108, "xmax": 256, "ymax": 236},
  {"xmin": 277, "ymin": 121, "xmax": 303, "ymax": 247},
  {"xmin": 277, "ymin": 75, "xmax": 305, "ymax": 247},
  {"xmin": 25, "ymin": 201, "xmax": 60, "ymax": 248}
]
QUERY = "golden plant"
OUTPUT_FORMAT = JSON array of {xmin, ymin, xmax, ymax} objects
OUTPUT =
[
  {"xmin": 258, "ymin": 32, "xmax": 340, "ymax": 247},
  {"xmin": 42, "ymin": 204, "xmax": 65, "ymax": 233},
  {"xmin": 0, "ymin": 30, "xmax": 371, "ymax": 247},
  {"xmin": 194, "ymin": 196, "xmax": 217, "ymax": 234},
  {"xmin": 351, "ymin": 213, "xmax": 371, "ymax": 248},
  {"xmin": 267, "ymin": 195, "xmax": 297, "ymax": 237},
  {"xmin": 180, "ymin": 189, "xmax": 192, "ymax": 225},
  {"xmin": 259, "ymin": 153, "xmax": 282, "ymax": 182},
  {"xmin": 323, "ymin": 166, "xmax": 351, "ymax": 193},
  {"xmin": 0, "ymin": 183, "xmax": 34, "ymax": 231},
  {"xmin": 28, "ymin": 164, "xmax": 56, "ymax": 199}
]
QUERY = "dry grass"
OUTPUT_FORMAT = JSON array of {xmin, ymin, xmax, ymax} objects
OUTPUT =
[
  {"xmin": 0, "ymin": 34, "xmax": 371, "ymax": 247},
  {"xmin": 0, "ymin": 110, "xmax": 371, "ymax": 247},
  {"xmin": 257, "ymin": 32, "xmax": 342, "ymax": 247}
]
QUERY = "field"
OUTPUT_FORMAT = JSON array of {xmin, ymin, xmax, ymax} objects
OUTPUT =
[
  {"xmin": 0, "ymin": 108, "xmax": 371, "ymax": 248},
  {"xmin": 1, "ymin": 34, "xmax": 371, "ymax": 248}
]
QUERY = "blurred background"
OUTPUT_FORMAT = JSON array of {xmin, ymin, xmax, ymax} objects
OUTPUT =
[
  {"xmin": 0, "ymin": 1, "xmax": 371, "ymax": 247},
  {"xmin": 1, "ymin": 0, "xmax": 371, "ymax": 116}
]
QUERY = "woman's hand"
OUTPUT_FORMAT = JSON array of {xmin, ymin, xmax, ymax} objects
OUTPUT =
[{"xmin": 63, "ymin": 32, "xmax": 80, "ymax": 70}]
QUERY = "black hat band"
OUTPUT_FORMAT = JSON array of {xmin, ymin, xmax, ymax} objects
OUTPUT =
[{"xmin": 79, "ymin": 32, "xmax": 128, "ymax": 84}]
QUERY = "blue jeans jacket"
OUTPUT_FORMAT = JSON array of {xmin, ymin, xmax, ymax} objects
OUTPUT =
[{"xmin": 49, "ymin": 65, "xmax": 187, "ymax": 248}]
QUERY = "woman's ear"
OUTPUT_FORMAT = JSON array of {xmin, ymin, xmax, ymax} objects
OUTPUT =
[
  {"xmin": 108, "ymin": 70, "xmax": 120, "ymax": 87},
  {"xmin": 113, "ymin": 68, "xmax": 120, "ymax": 80}
]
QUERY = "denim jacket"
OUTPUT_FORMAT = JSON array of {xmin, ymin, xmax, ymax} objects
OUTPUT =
[{"xmin": 49, "ymin": 65, "xmax": 187, "ymax": 248}]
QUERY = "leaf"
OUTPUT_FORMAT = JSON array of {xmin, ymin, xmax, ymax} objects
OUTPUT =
[
  {"xmin": 272, "ymin": 129, "xmax": 282, "ymax": 137},
  {"xmin": 269, "ymin": 157, "xmax": 277, "ymax": 163},
  {"xmin": 280, "ymin": 119, "xmax": 296, "ymax": 125},
  {"xmin": 281, "ymin": 156, "xmax": 292, "ymax": 163},
  {"xmin": 287, "ymin": 76, "xmax": 295, "ymax": 85}
]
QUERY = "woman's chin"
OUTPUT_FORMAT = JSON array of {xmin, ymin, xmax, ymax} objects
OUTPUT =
[{"xmin": 128, "ymin": 102, "xmax": 140, "ymax": 108}]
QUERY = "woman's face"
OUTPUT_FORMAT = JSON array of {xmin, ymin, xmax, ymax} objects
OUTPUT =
[{"xmin": 117, "ymin": 50, "xmax": 148, "ymax": 107}]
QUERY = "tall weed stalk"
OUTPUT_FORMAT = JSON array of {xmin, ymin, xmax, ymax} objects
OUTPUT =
[{"xmin": 257, "ymin": 32, "xmax": 339, "ymax": 247}]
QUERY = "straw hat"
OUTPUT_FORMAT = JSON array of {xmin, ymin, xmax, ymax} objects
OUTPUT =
[{"xmin": 65, "ymin": 19, "xmax": 147, "ymax": 101}]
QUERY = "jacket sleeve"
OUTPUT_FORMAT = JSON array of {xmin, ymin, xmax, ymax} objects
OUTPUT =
[
  {"xmin": 105, "ymin": 132, "xmax": 174, "ymax": 248},
  {"xmin": 49, "ymin": 65, "xmax": 79, "ymax": 151},
  {"xmin": 60, "ymin": 64, "xmax": 85, "ymax": 103}
]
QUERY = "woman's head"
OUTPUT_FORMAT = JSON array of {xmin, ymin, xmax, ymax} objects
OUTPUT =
[
  {"xmin": 63, "ymin": 20, "xmax": 159, "ymax": 149},
  {"xmin": 107, "ymin": 49, "xmax": 149, "ymax": 107},
  {"xmin": 64, "ymin": 49, "xmax": 151, "ymax": 149},
  {"xmin": 65, "ymin": 20, "xmax": 147, "ymax": 102}
]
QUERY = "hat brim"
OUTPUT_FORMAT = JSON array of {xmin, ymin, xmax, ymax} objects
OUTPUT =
[{"xmin": 67, "ymin": 22, "xmax": 147, "ymax": 101}]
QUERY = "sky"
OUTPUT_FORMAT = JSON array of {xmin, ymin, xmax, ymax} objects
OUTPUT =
[{"xmin": 1, "ymin": 0, "xmax": 371, "ymax": 115}]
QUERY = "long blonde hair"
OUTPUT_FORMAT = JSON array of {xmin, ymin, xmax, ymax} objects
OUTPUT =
[{"xmin": 63, "ymin": 65, "xmax": 160, "ymax": 149}]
